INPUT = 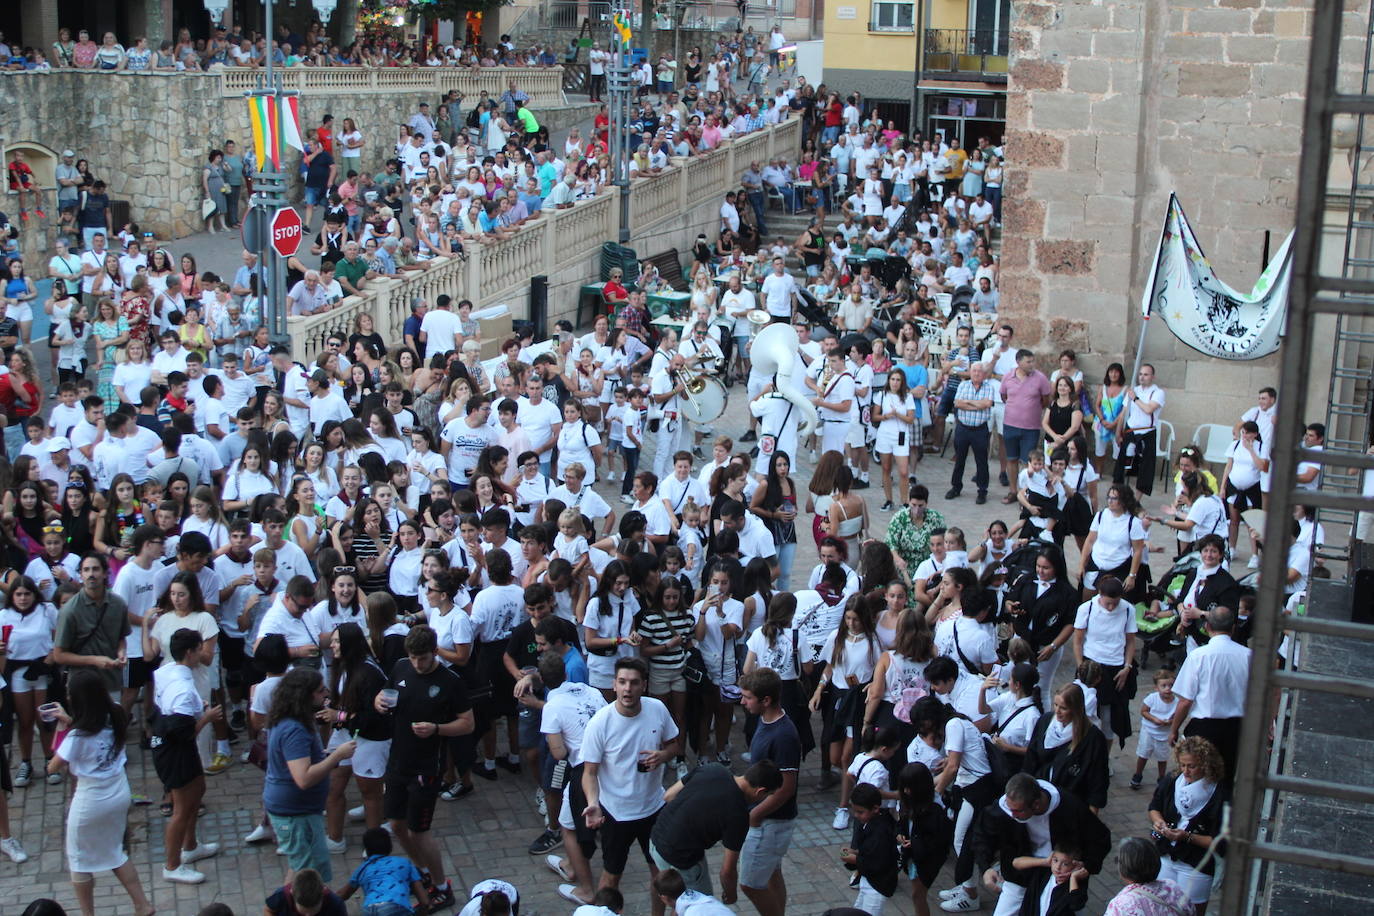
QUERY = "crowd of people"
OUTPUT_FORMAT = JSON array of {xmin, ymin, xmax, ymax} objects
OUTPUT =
[{"xmin": 0, "ymin": 27, "xmax": 1336, "ymax": 916}]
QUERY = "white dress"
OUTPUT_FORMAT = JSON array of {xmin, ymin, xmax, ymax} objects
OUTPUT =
[
  {"xmin": 58, "ymin": 727, "xmax": 131, "ymax": 873},
  {"xmin": 862, "ymin": 177, "xmax": 884, "ymax": 217}
]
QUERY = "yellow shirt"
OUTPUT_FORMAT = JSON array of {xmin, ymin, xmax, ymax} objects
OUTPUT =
[{"xmin": 946, "ymin": 149, "xmax": 968, "ymax": 180}]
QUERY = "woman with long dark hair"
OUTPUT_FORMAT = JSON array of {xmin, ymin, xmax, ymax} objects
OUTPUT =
[
  {"xmin": 863, "ymin": 606, "xmax": 936, "ymax": 747},
  {"xmin": 0, "ymin": 576, "xmax": 59, "ymax": 785},
  {"xmin": 264, "ymin": 666, "xmax": 355, "ymax": 885},
  {"xmin": 1022, "ymin": 682, "xmax": 1110, "ymax": 813},
  {"xmin": 810, "ymin": 593, "xmax": 880, "ymax": 823},
  {"xmin": 692, "ymin": 561, "xmax": 746, "ymax": 764},
  {"xmin": 750, "ymin": 450, "xmax": 799, "ymax": 589},
  {"xmin": 895, "ymin": 762, "xmax": 953, "ymax": 916},
  {"xmin": 48, "ymin": 669, "xmax": 155, "ymax": 915},
  {"xmin": 323, "ymin": 622, "xmax": 388, "ymax": 851},
  {"xmin": 1004, "ymin": 546, "xmax": 1077, "ymax": 689}
]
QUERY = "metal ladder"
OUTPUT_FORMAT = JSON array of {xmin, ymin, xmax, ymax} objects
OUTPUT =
[{"xmin": 1222, "ymin": 1, "xmax": 1374, "ymax": 911}]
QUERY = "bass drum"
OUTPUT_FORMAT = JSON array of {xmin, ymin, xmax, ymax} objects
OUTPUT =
[{"xmin": 680, "ymin": 376, "xmax": 727, "ymax": 425}]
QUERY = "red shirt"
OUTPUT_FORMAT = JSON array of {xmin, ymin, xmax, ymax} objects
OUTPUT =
[
  {"xmin": 594, "ymin": 111, "xmax": 610, "ymax": 143},
  {"xmin": 316, "ymin": 126, "xmax": 333, "ymax": 154},
  {"xmin": 603, "ymin": 280, "xmax": 628, "ymax": 311},
  {"xmin": 824, "ymin": 100, "xmax": 843, "ymax": 128}
]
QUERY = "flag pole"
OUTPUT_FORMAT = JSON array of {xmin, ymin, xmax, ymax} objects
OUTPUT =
[{"xmin": 1129, "ymin": 192, "xmax": 1175, "ymax": 386}]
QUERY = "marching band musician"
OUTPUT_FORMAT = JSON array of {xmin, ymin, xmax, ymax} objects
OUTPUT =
[
  {"xmin": 680, "ymin": 321, "xmax": 727, "ymax": 453},
  {"xmin": 751, "ymin": 380, "xmax": 803, "ymax": 478},
  {"xmin": 650, "ymin": 353, "xmax": 691, "ymax": 479},
  {"xmin": 810, "ymin": 351, "xmax": 855, "ymax": 457}
]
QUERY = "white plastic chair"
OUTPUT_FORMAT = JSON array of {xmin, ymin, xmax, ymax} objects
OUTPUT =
[
  {"xmin": 1192, "ymin": 423, "xmax": 1234, "ymax": 466},
  {"xmin": 1156, "ymin": 420, "xmax": 1176, "ymax": 481},
  {"xmin": 934, "ymin": 292, "xmax": 953, "ymax": 316}
]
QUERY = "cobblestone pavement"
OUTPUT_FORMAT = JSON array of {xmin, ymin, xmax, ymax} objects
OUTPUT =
[{"xmin": 2, "ymin": 378, "xmax": 1199, "ymax": 916}]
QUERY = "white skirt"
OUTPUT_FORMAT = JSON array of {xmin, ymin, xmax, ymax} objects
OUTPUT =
[{"xmin": 67, "ymin": 771, "xmax": 131, "ymax": 873}]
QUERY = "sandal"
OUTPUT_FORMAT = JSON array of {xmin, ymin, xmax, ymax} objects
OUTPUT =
[{"xmin": 160, "ymin": 802, "xmax": 173, "ymax": 817}]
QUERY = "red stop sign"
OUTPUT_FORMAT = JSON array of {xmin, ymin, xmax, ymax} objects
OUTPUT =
[{"xmin": 269, "ymin": 207, "xmax": 303, "ymax": 257}]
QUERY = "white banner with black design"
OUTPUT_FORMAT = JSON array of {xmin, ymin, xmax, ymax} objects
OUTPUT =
[{"xmin": 1140, "ymin": 193, "xmax": 1293, "ymax": 360}]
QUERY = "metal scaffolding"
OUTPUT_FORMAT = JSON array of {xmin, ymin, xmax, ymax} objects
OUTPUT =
[{"xmin": 1221, "ymin": 0, "xmax": 1374, "ymax": 911}]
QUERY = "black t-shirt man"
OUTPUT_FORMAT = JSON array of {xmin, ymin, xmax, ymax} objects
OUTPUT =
[
  {"xmin": 506, "ymin": 616, "xmax": 578, "ymax": 671},
  {"xmin": 386, "ymin": 656, "xmax": 472, "ymax": 780},
  {"xmin": 650, "ymin": 762, "xmax": 751, "ymax": 869},
  {"xmin": 749, "ymin": 713, "xmax": 801, "ymax": 820},
  {"xmin": 305, "ymin": 149, "xmax": 335, "ymax": 191}
]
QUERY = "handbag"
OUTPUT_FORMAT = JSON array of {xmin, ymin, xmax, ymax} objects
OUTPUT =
[
  {"xmin": 683, "ymin": 645, "xmax": 708, "ymax": 685},
  {"xmin": 247, "ymin": 731, "xmax": 269, "ymax": 770}
]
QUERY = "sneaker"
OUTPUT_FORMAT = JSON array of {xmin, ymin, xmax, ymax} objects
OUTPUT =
[
  {"xmin": 441, "ymin": 781, "xmax": 473, "ymax": 801},
  {"xmin": 848, "ymin": 871, "xmax": 861, "ymax": 888},
  {"xmin": 1039, "ymin": 530, "xmax": 1055, "ymax": 543},
  {"xmin": 740, "ymin": 750, "xmax": 752, "ymax": 763},
  {"xmin": 535, "ymin": 787, "xmax": 547, "ymax": 817},
  {"xmin": 1129, "ymin": 774, "xmax": 1143, "ymax": 790},
  {"xmin": 944, "ymin": 488, "xmax": 961, "ymax": 500},
  {"xmin": 528, "ymin": 827, "xmax": 562, "ymax": 855},
  {"xmin": 999, "ymin": 471, "xmax": 1010, "ymax": 487},
  {"xmin": 0, "ymin": 836, "xmax": 28, "ymax": 863},
  {"xmin": 607, "ymin": 470, "xmax": 618, "ymax": 481},
  {"xmin": 13, "ymin": 761, "xmax": 31, "ymax": 788},
  {"xmin": 205, "ymin": 752, "xmax": 232, "ymax": 775},
  {"xmin": 46, "ymin": 769, "xmax": 63, "ymax": 785},
  {"xmin": 880, "ymin": 500, "xmax": 894, "ymax": 511},
  {"xmin": 34, "ymin": 209, "xmax": 45, "ymax": 219},
  {"xmin": 940, "ymin": 892, "xmax": 982, "ymax": 912},
  {"xmin": 496, "ymin": 757, "xmax": 521, "ymax": 774},
  {"xmin": 162, "ymin": 864, "xmax": 205, "ymax": 884},
  {"xmin": 739, "ymin": 430, "xmax": 757, "ymax": 442},
  {"xmin": 131, "ymin": 793, "xmax": 152, "ymax": 806},
  {"xmin": 559, "ymin": 884, "xmax": 592, "ymax": 905},
  {"xmin": 326, "ymin": 836, "xmax": 346, "ymax": 854},
  {"xmin": 831, "ymin": 807, "xmax": 850, "ymax": 830},
  {"xmin": 976, "ymin": 491, "xmax": 988, "ymax": 505},
  {"xmin": 349, "ymin": 804, "xmax": 366, "ymax": 820},
  {"xmin": 675, "ymin": 757, "xmax": 690, "ymax": 780},
  {"xmin": 182, "ymin": 842, "xmax": 219, "ymax": 864},
  {"xmin": 428, "ymin": 881, "xmax": 456, "ymax": 910},
  {"xmin": 716, "ymin": 746, "xmax": 732, "ymax": 766},
  {"xmin": 473, "ymin": 764, "xmax": 498, "ymax": 781},
  {"xmin": 245, "ymin": 824, "xmax": 274, "ymax": 844},
  {"xmin": 546, "ymin": 853, "xmax": 574, "ymax": 881},
  {"xmin": 239, "ymin": 749, "xmax": 252, "ymax": 764},
  {"xmin": 1247, "ymin": 554, "xmax": 1261, "ymax": 569},
  {"xmin": 620, "ymin": 494, "xmax": 635, "ymax": 505},
  {"xmin": 938, "ymin": 887, "xmax": 967, "ymax": 900}
]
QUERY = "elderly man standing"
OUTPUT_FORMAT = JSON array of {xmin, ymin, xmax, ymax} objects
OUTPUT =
[
  {"xmin": 741, "ymin": 161, "xmax": 767, "ymax": 235},
  {"xmin": 287, "ymin": 270, "xmax": 330, "ymax": 316},
  {"xmin": 947, "ymin": 360, "xmax": 996, "ymax": 504},
  {"xmin": 1168, "ymin": 605, "xmax": 1251, "ymax": 786}
]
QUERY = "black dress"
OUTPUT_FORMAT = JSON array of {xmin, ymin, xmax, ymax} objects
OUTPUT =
[{"xmin": 1046, "ymin": 400, "xmax": 1078, "ymax": 445}]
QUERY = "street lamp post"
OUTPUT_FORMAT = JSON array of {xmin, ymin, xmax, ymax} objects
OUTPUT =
[{"xmin": 607, "ymin": 0, "xmax": 634, "ymax": 243}]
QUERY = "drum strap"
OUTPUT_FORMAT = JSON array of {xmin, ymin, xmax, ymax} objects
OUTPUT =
[{"xmin": 822, "ymin": 371, "xmax": 852, "ymax": 400}]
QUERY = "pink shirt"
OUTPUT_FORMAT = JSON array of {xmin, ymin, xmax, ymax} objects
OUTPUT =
[
  {"xmin": 1000, "ymin": 368, "xmax": 1051, "ymax": 430},
  {"xmin": 701, "ymin": 126, "xmax": 722, "ymax": 149}
]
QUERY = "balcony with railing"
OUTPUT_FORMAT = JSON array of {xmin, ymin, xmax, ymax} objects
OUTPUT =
[{"xmin": 922, "ymin": 29, "xmax": 1008, "ymax": 82}]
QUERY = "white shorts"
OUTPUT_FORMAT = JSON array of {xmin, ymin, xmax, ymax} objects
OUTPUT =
[
  {"xmin": 747, "ymin": 373, "xmax": 767, "ymax": 400},
  {"xmin": 990, "ymin": 402, "xmax": 1005, "ymax": 434},
  {"xmin": 588, "ymin": 667, "xmax": 614, "ymax": 690},
  {"xmin": 352, "ymin": 736, "xmax": 391, "ymax": 779},
  {"xmin": 845, "ymin": 421, "xmax": 869, "ymax": 449},
  {"xmin": 1136, "ymin": 730, "xmax": 1171, "ymax": 762},
  {"xmin": 874, "ymin": 428, "xmax": 910, "ymax": 458},
  {"xmin": 6, "ymin": 303, "xmax": 33, "ymax": 324},
  {"xmin": 8, "ymin": 667, "xmax": 49, "ymax": 693},
  {"xmin": 558, "ymin": 786, "xmax": 576, "ymax": 831}
]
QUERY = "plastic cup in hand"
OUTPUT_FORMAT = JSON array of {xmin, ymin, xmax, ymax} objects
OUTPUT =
[
  {"xmin": 38, "ymin": 702, "xmax": 61, "ymax": 723},
  {"xmin": 379, "ymin": 689, "xmax": 399, "ymax": 709},
  {"xmin": 1, "ymin": 624, "xmax": 11, "ymax": 644}
]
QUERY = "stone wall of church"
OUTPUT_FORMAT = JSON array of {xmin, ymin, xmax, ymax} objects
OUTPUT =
[{"xmin": 1001, "ymin": 0, "xmax": 1328, "ymax": 443}]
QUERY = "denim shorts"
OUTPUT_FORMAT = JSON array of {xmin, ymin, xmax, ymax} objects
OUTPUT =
[
  {"xmin": 740, "ymin": 818, "xmax": 795, "ymax": 889},
  {"xmin": 303, "ymin": 186, "xmax": 327, "ymax": 206},
  {"xmin": 1002, "ymin": 424, "xmax": 1040, "ymax": 463},
  {"xmin": 268, "ymin": 812, "xmax": 332, "ymax": 883}
]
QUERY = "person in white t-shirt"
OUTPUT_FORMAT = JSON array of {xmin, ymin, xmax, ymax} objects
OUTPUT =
[
  {"xmin": 1114, "ymin": 363, "xmax": 1165, "ymax": 501},
  {"xmin": 517, "ymin": 375, "xmax": 563, "ymax": 477},
  {"xmin": 1235, "ymin": 386, "xmax": 1277, "ymax": 499},
  {"xmin": 419, "ymin": 296, "xmax": 464, "ymax": 356},
  {"xmin": 759, "ymin": 257, "xmax": 797, "ymax": 320},
  {"xmin": 580, "ymin": 657, "xmax": 681, "ymax": 899}
]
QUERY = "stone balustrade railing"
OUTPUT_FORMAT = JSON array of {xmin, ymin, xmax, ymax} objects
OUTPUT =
[
  {"xmin": 215, "ymin": 66, "xmax": 567, "ymax": 107},
  {"xmin": 284, "ymin": 118, "xmax": 801, "ymax": 364}
]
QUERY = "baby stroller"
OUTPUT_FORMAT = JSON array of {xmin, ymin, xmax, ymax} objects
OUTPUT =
[{"xmin": 1134, "ymin": 551, "xmax": 1202, "ymax": 669}]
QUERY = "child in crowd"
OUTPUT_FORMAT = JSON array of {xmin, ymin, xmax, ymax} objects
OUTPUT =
[
  {"xmin": 1131, "ymin": 668, "xmax": 1178, "ymax": 790},
  {"xmin": 943, "ymin": 526, "xmax": 969, "ymax": 569},
  {"xmin": 678, "ymin": 498, "xmax": 707, "ymax": 588},
  {"xmin": 264, "ymin": 868, "xmax": 347, "ymax": 916},
  {"xmin": 653, "ymin": 868, "xmax": 734, "ymax": 915},
  {"xmin": 572, "ymin": 888, "xmax": 625, "ymax": 916},
  {"xmin": 552, "ymin": 507, "xmax": 591, "ymax": 574},
  {"xmin": 604, "ymin": 387, "xmax": 628, "ymax": 482},
  {"xmin": 1072, "ymin": 659, "xmax": 1101, "ymax": 723},
  {"xmin": 841, "ymin": 783, "xmax": 900, "ymax": 915},
  {"xmin": 837, "ymin": 725, "xmax": 901, "ymax": 830},
  {"xmin": 338, "ymin": 827, "xmax": 430, "ymax": 914},
  {"xmin": 620, "ymin": 388, "xmax": 645, "ymax": 500},
  {"xmin": 1011, "ymin": 842, "xmax": 1090, "ymax": 915}
]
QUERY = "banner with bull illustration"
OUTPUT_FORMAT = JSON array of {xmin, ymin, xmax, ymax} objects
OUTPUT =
[{"xmin": 1140, "ymin": 193, "xmax": 1292, "ymax": 360}]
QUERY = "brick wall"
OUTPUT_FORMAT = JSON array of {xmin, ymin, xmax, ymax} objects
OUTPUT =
[{"xmin": 1002, "ymin": 0, "xmax": 1324, "ymax": 438}]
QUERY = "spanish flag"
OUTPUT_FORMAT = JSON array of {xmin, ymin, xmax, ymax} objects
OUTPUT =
[
  {"xmin": 612, "ymin": 11, "xmax": 632, "ymax": 48},
  {"xmin": 248, "ymin": 96, "xmax": 306, "ymax": 170}
]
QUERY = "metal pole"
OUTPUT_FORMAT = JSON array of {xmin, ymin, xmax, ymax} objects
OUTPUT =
[
  {"xmin": 1128, "ymin": 193, "xmax": 1173, "ymax": 386},
  {"xmin": 608, "ymin": 0, "xmax": 633, "ymax": 243}
]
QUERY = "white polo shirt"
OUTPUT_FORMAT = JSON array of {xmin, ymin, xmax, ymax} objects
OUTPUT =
[
  {"xmin": 1172, "ymin": 633, "xmax": 1250, "ymax": 719},
  {"xmin": 1073, "ymin": 596, "xmax": 1138, "ymax": 666}
]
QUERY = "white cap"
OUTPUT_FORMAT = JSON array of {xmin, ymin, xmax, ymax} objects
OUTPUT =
[{"xmin": 47, "ymin": 437, "xmax": 72, "ymax": 453}]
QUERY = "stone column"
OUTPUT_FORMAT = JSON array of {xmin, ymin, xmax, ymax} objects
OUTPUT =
[
  {"xmin": 19, "ymin": 0, "xmax": 58, "ymax": 53},
  {"xmin": 337, "ymin": 0, "xmax": 360, "ymax": 47}
]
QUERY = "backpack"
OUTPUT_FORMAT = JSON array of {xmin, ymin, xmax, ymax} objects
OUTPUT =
[{"xmin": 982, "ymin": 703, "xmax": 1036, "ymax": 787}]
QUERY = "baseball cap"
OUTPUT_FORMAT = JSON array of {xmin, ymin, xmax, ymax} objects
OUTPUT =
[
  {"xmin": 62, "ymin": 149, "xmax": 75, "ymax": 157},
  {"xmin": 47, "ymin": 437, "xmax": 72, "ymax": 453}
]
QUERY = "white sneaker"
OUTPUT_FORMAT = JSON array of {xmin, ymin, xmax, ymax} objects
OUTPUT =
[
  {"xmin": 1247, "ymin": 554, "xmax": 1261, "ymax": 569},
  {"xmin": 675, "ymin": 757, "xmax": 690, "ymax": 780},
  {"xmin": 940, "ymin": 892, "xmax": 982, "ymax": 912},
  {"xmin": 0, "ymin": 836, "xmax": 28, "ymax": 863},
  {"xmin": 244, "ymin": 824, "xmax": 274, "ymax": 844},
  {"xmin": 46, "ymin": 770, "xmax": 63, "ymax": 785},
  {"xmin": 349, "ymin": 804, "xmax": 366, "ymax": 821},
  {"xmin": 1039, "ymin": 530, "xmax": 1055, "ymax": 542},
  {"xmin": 326, "ymin": 836, "xmax": 346, "ymax": 854},
  {"xmin": 938, "ymin": 888, "xmax": 965, "ymax": 900},
  {"xmin": 163, "ymin": 864, "xmax": 206, "ymax": 884},
  {"xmin": 182, "ymin": 842, "xmax": 220, "ymax": 864},
  {"xmin": 535, "ymin": 787, "xmax": 547, "ymax": 818},
  {"xmin": 831, "ymin": 807, "xmax": 850, "ymax": 830}
]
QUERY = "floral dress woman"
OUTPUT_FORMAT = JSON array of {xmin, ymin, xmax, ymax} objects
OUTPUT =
[{"xmin": 92, "ymin": 303, "xmax": 129, "ymax": 413}]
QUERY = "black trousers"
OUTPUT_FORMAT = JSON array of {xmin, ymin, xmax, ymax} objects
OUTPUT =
[
  {"xmin": 1185, "ymin": 716, "xmax": 1243, "ymax": 785},
  {"xmin": 950, "ymin": 422, "xmax": 990, "ymax": 495},
  {"xmin": 1113, "ymin": 428, "xmax": 1157, "ymax": 496}
]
